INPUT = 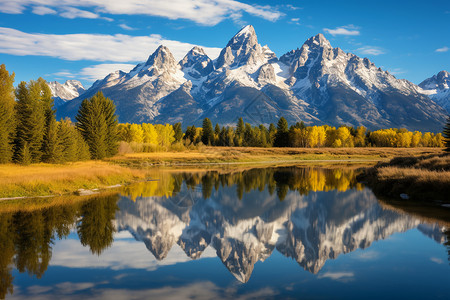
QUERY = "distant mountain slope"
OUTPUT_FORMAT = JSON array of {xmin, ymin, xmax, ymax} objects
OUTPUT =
[
  {"xmin": 419, "ymin": 70, "xmax": 450, "ymax": 114},
  {"xmin": 56, "ymin": 25, "xmax": 447, "ymax": 132},
  {"xmin": 48, "ymin": 80, "xmax": 85, "ymax": 107}
]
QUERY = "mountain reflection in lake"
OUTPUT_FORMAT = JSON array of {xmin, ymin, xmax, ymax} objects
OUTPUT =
[{"xmin": 1, "ymin": 166, "xmax": 449, "ymax": 299}]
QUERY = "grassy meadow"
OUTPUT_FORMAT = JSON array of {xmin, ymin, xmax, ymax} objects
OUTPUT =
[{"xmin": 0, "ymin": 161, "xmax": 149, "ymax": 198}]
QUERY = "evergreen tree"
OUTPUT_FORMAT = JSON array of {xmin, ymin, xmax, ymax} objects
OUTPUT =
[
  {"xmin": 76, "ymin": 92, "xmax": 118, "ymax": 159},
  {"xmin": 40, "ymin": 78, "xmax": 59, "ymax": 162},
  {"xmin": 268, "ymin": 123, "xmax": 276, "ymax": 146},
  {"xmin": 234, "ymin": 117, "xmax": 245, "ymax": 146},
  {"xmin": 173, "ymin": 122, "xmax": 183, "ymax": 142},
  {"xmin": 214, "ymin": 123, "xmax": 221, "ymax": 145},
  {"xmin": 274, "ymin": 117, "xmax": 289, "ymax": 147},
  {"xmin": 18, "ymin": 142, "xmax": 32, "ymax": 165},
  {"xmin": 259, "ymin": 124, "xmax": 268, "ymax": 147},
  {"xmin": 214, "ymin": 123, "xmax": 220, "ymax": 135},
  {"xmin": 42, "ymin": 117, "xmax": 62, "ymax": 163},
  {"xmin": 14, "ymin": 80, "xmax": 47, "ymax": 163},
  {"xmin": 101, "ymin": 93, "xmax": 119, "ymax": 157},
  {"xmin": 184, "ymin": 125, "xmax": 196, "ymax": 144},
  {"xmin": 218, "ymin": 127, "xmax": 227, "ymax": 146},
  {"xmin": 444, "ymin": 116, "xmax": 450, "ymax": 152},
  {"xmin": 0, "ymin": 64, "xmax": 16, "ymax": 163},
  {"xmin": 236, "ymin": 117, "xmax": 244, "ymax": 137},
  {"xmin": 75, "ymin": 130, "xmax": 91, "ymax": 161},
  {"xmin": 201, "ymin": 118, "xmax": 214, "ymax": 145},
  {"xmin": 57, "ymin": 119, "xmax": 90, "ymax": 162},
  {"xmin": 57, "ymin": 119, "xmax": 77, "ymax": 162}
]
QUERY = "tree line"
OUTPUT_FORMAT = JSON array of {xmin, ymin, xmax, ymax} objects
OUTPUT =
[
  {"xmin": 123, "ymin": 116, "xmax": 446, "ymax": 150},
  {"xmin": 0, "ymin": 65, "xmax": 118, "ymax": 164},
  {"xmin": 1, "ymin": 64, "xmax": 449, "ymax": 165}
]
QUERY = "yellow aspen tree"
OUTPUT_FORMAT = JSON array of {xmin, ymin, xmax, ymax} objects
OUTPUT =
[
  {"xmin": 307, "ymin": 126, "xmax": 319, "ymax": 147},
  {"xmin": 142, "ymin": 123, "xmax": 158, "ymax": 144},
  {"xmin": 317, "ymin": 126, "xmax": 327, "ymax": 147},
  {"xmin": 411, "ymin": 131, "xmax": 422, "ymax": 147},
  {"xmin": 129, "ymin": 124, "xmax": 144, "ymax": 143}
]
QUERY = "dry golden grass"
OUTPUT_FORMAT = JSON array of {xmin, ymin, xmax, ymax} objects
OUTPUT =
[
  {"xmin": 377, "ymin": 166, "xmax": 450, "ymax": 184},
  {"xmin": 360, "ymin": 153, "xmax": 450, "ymax": 202},
  {"xmin": 0, "ymin": 161, "xmax": 149, "ymax": 198},
  {"xmin": 110, "ymin": 147, "xmax": 444, "ymax": 165},
  {"xmin": 0, "ymin": 192, "xmax": 118, "ymax": 214}
]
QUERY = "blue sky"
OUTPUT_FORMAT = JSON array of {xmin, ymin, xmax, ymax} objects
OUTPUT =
[{"xmin": 0, "ymin": 0, "xmax": 449, "ymax": 88}]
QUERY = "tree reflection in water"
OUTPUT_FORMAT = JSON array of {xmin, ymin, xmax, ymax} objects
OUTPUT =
[
  {"xmin": 0, "ymin": 193, "xmax": 119, "ymax": 298},
  {"xmin": 0, "ymin": 166, "xmax": 448, "ymax": 298}
]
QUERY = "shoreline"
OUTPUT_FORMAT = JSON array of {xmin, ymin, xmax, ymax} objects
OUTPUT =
[
  {"xmin": 358, "ymin": 153, "xmax": 450, "ymax": 204},
  {"xmin": 0, "ymin": 147, "xmax": 445, "ymax": 200}
]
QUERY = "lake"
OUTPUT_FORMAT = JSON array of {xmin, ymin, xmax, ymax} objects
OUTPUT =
[{"xmin": 1, "ymin": 166, "xmax": 449, "ymax": 299}]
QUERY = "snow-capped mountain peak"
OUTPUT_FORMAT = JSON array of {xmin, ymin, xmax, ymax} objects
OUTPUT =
[
  {"xmin": 47, "ymin": 79, "xmax": 85, "ymax": 107},
  {"xmin": 56, "ymin": 25, "xmax": 448, "ymax": 131},
  {"xmin": 227, "ymin": 25, "xmax": 258, "ymax": 49},
  {"xmin": 143, "ymin": 45, "xmax": 177, "ymax": 75},
  {"xmin": 179, "ymin": 47, "xmax": 214, "ymax": 79},
  {"xmin": 215, "ymin": 24, "xmax": 273, "ymax": 69},
  {"xmin": 420, "ymin": 70, "xmax": 449, "ymax": 90},
  {"xmin": 419, "ymin": 70, "xmax": 450, "ymax": 113},
  {"xmin": 305, "ymin": 33, "xmax": 332, "ymax": 49}
]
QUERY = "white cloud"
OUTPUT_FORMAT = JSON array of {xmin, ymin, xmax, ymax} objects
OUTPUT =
[
  {"xmin": 356, "ymin": 46, "xmax": 385, "ymax": 56},
  {"xmin": 10, "ymin": 281, "xmax": 278, "ymax": 300},
  {"xmin": 286, "ymin": 4, "xmax": 302, "ymax": 10},
  {"xmin": 79, "ymin": 64, "xmax": 136, "ymax": 81},
  {"xmin": 430, "ymin": 257, "xmax": 444, "ymax": 264},
  {"xmin": 119, "ymin": 24, "xmax": 136, "ymax": 31},
  {"xmin": 318, "ymin": 271, "xmax": 355, "ymax": 282},
  {"xmin": 59, "ymin": 7, "xmax": 104, "ymax": 20},
  {"xmin": 0, "ymin": 0, "xmax": 283, "ymax": 25},
  {"xmin": 435, "ymin": 46, "xmax": 449, "ymax": 53},
  {"xmin": 31, "ymin": 6, "xmax": 57, "ymax": 15},
  {"xmin": 49, "ymin": 231, "xmax": 217, "ymax": 271},
  {"xmin": 323, "ymin": 25, "xmax": 360, "ymax": 36},
  {"xmin": 390, "ymin": 68, "xmax": 406, "ymax": 75},
  {"xmin": 53, "ymin": 70, "xmax": 77, "ymax": 79},
  {"xmin": 0, "ymin": 27, "xmax": 222, "ymax": 63},
  {"xmin": 354, "ymin": 250, "xmax": 379, "ymax": 261},
  {"xmin": 289, "ymin": 17, "xmax": 300, "ymax": 25}
]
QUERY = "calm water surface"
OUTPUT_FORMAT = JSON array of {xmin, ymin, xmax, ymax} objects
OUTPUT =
[{"xmin": 1, "ymin": 166, "xmax": 449, "ymax": 299}]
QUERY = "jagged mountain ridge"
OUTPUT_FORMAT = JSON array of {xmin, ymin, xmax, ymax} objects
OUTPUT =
[
  {"xmin": 56, "ymin": 25, "xmax": 447, "ymax": 131},
  {"xmin": 114, "ymin": 183, "xmax": 446, "ymax": 283},
  {"xmin": 47, "ymin": 80, "xmax": 85, "ymax": 107},
  {"xmin": 419, "ymin": 70, "xmax": 450, "ymax": 114}
]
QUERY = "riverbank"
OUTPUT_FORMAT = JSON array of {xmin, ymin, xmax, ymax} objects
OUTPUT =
[
  {"xmin": 0, "ymin": 161, "xmax": 149, "ymax": 199},
  {"xmin": 358, "ymin": 154, "xmax": 450, "ymax": 203},
  {"xmin": 109, "ymin": 146, "xmax": 443, "ymax": 166},
  {"xmin": 0, "ymin": 147, "xmax": 444, "ymax": 199}
]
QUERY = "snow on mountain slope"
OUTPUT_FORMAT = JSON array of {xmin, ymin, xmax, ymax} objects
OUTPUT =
[
  {"xmin": 56, "ymin": 25, "xmax": 447, "ymax": 131},
  {"xmin": 47, "ymin": 80, "xmax": 85, "ymax": 107},
  {"xmin": 113, "ymin": 182, "xmax": 444, "ymax": 283},
  {"xmin": 419, "ymin": 70, "xmax": 450, "ymax": 113},
  {"xmin": 279, "ymin": 34, "xmax": 446, "ymax": 130}
]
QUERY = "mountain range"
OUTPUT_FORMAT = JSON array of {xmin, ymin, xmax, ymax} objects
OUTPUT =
[
  {"xmin": 113, "ymin": 169, "xmax": 447, "ymax": 283},
  {"xmin": 54, "ymin": 25, "xmax": 449, "ymax": 132}
]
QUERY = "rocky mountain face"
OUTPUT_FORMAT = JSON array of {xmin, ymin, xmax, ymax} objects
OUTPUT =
[
  {"xmin": 114, "ymin": 179, "xmax": 446, "ymax": 283},
  {"xmin": 419, "ymin": 70, "xmax": 450, "ymax": 114},
  {"xmin": 56, "ymin": 26, "xmax": 447, "ymax": 131},
  {"xmin": 47, "ymin": 80, "xmax": 85, "ymax": 107}
]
